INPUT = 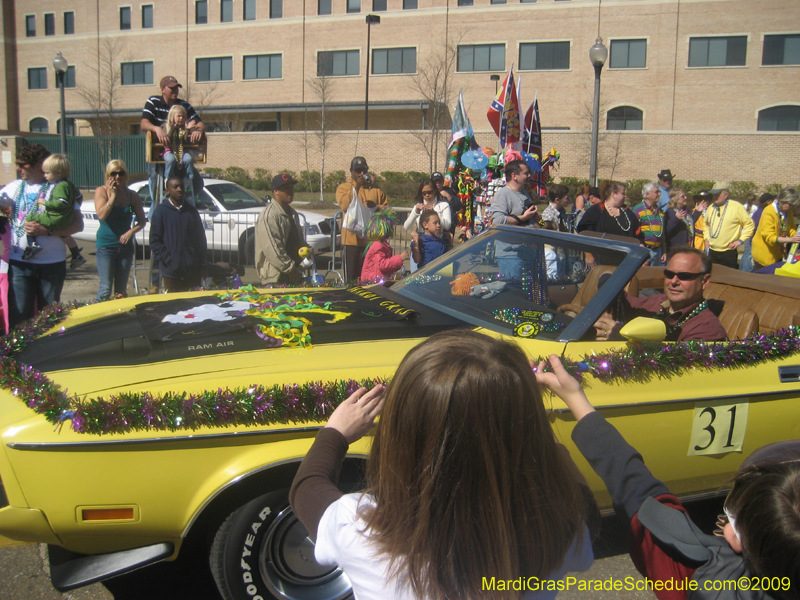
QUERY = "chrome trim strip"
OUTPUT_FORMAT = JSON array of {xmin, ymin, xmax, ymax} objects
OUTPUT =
[
  {"xmin": 6, "ymin": 426, "xmax": 323, "ymax": 450},
  {"xmin": 550, "ymin": 387, "xmax": 799, "ymax": 414}
]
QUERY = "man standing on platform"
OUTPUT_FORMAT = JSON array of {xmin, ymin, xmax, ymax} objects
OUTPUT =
[
  {"xmin": 703, "ymin": 181, "xmax": 754, "ymax": 269},
  {"xmin": 140, "ymin": 76, "xmax": 205, "ymax": 204}
]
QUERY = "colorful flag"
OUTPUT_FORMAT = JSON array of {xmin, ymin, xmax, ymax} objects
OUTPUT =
[
  {"xmin": 449, "ymin": 89, "xmax": 475, "ymax": 149},
  {"xmin": 522, "ymin": 96, "xmax": 542, "ymax": 156},
  {"xmin": 487, "ymin": 69, "xmax": 521, "ymax": 148}
]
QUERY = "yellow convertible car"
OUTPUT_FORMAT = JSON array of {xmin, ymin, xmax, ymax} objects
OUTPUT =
[{"xmin": 0, "ymin": 226, "xmax": 799, "ymax": 600}]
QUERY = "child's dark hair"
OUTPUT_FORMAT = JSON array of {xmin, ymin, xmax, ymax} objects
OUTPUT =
[
  {"xmin": 725, "ymin": 440, "xmax": 800, "ymax": 599},
  {"xmin": 419, "ymin": 209, "xmax": 438, "ymax": 227}
]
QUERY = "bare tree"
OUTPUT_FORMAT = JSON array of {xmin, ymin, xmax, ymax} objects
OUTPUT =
[
  {"xmin": 407, "ymin": 34, "xmax": 464, "ymax": 172},
  {"xmin": 307, "ymin": 71, "xmax": 337, "ymax": 203},
  {"xmin": 572, "ymin": 80, "xmax": 626, "ymax": 180},
  {"xmin": 75, "ymin": 37, "xmax": 128, "ymax": 162}
]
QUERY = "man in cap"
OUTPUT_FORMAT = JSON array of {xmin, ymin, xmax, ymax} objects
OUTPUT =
[
  {"xmin": 141, "ymin": 76, "xmax": 206, "ymax": 204},
  {"xmin": 431, "ymin": 172, "xmax": 445, "ymax": 193},
  {"xmin": 336, "ymin": 157, "xmax": 388, "ymax": 282},
  {"xmin": 255, "ymin": 174, "xmax": 305, "ymax": 285},
  {"xmin": 703, "ymin": 181, "xmax": 754, "ymax": 269},
  {"xmin": 657, "ymin": 169, "xmax": 674, "ymax": 211}
]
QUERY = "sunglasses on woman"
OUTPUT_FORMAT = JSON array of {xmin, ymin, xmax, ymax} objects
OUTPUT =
[{"xmin": 110, "ymin": 171, "xmax": 126, "ymax": 177}]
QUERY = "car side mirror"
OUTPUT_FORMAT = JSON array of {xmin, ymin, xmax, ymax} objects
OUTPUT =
[{"xmin": 619, "ymin": 317, "xmax": 667, "ymax": 342}]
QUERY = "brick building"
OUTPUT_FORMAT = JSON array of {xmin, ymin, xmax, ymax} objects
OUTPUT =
[{"xmin": 1, "ymin": 0, "xmax": 799, "ymax": 185}]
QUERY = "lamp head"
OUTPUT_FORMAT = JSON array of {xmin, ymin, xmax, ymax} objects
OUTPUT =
[
  {"xmin": 366, "ymin": 14, "xmax": 380, "ymax": 25},
  {"xmin": 589, "ymin": 37, "xmax": 608, "ymax": 67},
  {"xmin": 490, "ymin": 74, "xmax": 500, "ymax": 82},
  {"xmin": 53, "ymin": 52, "xmax": 68, "ymax": 74}
]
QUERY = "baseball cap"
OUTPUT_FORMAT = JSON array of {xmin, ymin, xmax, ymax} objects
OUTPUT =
[
  {"xmin": 350, "ymin": 157, "xmax": 369, "ymax": 172},
  {"xmin": 431, "ymin": 171, "xmax": 444, "ymax": 181},
  {"xmin": 588, "ymin": 187, "xmax": 601, "ymax": 197},
  {"xmin": 710, "ymin": 181, "xmax": 730, "ymax": 194},
  {"xmin": 160, "ymin": 76, "xmax": 182, "ymax": 89},
  {"xmin": 271, "ymin": 173, "xmax": 298, "ymax": 190}
]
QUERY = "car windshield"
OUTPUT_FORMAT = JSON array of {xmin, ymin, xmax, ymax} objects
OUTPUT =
[
  {"xmin": 205, "ymin": 183, "xmax": 267, "ymax": 211},
  {"xmin": 392, "ymin": 227, "xmax": 646, "ymax": 342}
]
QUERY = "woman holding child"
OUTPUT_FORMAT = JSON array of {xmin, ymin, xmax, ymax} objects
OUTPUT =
[
  {"xmin": 403, "ymin": 179, "xmax": 452, "ymax": 233},
  {"xmin": 94, "ymin": 160, "xmax": 147, "ymax": 301}
]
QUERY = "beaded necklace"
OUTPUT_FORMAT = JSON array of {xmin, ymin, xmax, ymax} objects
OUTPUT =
[
  {"xmin": 655, "ymin": 300, "xmax": 707, "ymax": 336},
  {"xmin": 12, "ymin": 180, "xmax": 49, "ymax": 241},
  {"xmin": 707, "ymin": 201, "xmax": 728, "ymax": 239},
  {"xmin": 606, "ymin": 204, "xmax": 631, "ymax": 232}
]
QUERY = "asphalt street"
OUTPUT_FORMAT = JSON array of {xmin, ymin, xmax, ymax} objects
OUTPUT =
[{"xmin": 0, "ymin": 249, "xmax": 726, "ymax": 600}]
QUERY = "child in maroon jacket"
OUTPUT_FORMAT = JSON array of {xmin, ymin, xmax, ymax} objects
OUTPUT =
[{"xmin": 360, "ymin": 210, "xmax": 408, "ymax": 283}]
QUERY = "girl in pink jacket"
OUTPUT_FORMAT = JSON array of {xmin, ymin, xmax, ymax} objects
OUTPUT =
[{"xmin": 360, "ymin": 210, "xmax": 408, "ymax": 283}]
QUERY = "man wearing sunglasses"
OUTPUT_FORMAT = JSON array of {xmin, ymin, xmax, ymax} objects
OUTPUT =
[{"xmin": 594, "ymin": 247, "xmax": 727, "ymax": 343}]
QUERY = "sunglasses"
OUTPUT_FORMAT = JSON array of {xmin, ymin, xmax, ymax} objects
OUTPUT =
[
  {"xmin": 354, "ymin": 168, "xmax": 368, "ymax": 174},
  {"xmin": 16, "ymin": 162, "xmax": 30, "ymax": 168},
  {"xmin": 664, "ymin": 270, "xmax": 705, "ymax": 281},
  {"xmin": 110, "ymin": 171, "xmax": 126, "ymax": 177}
]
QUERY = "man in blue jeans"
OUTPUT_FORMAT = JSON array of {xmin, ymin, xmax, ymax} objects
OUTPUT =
[{"xmin": 0, "ymin": 144, "xmax": 84, "ymax": 329}]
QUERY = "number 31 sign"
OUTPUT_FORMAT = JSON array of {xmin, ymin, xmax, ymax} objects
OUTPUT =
[{"xmin": 688, "ymin": 399, "xmax": 749, "ymax": 456}]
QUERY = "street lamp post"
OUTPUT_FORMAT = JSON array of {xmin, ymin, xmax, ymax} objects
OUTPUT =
[
  {"xmin": 53, "ymin": 52, "xmax": 68, "ymax": 154},
  {"xmin": 364, "ymin": 14, "xmax": 381, "ymax": 130},
  {"xmin": 588, "ymin": 37, "xmax": 608, "ymax": 187},
  {"xmin": 490, "ymin": 74, "xmax": 500, "ymax": 95}
]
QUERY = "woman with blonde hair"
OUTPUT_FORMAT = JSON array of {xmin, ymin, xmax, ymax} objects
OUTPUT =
[
  {"xmin": 752, "ymin": 186, "xmax": 800, "ymax": 270},
  {"xmin": 664, "ymin": 188, "xmax": 693, "ymax": 250},
  {"xmin": 93, "ymin": 159, "xmax": 147, "ymax": 300},
  {"xmin": 291, "ymin": 330, "xmax": 596, "ymax": 600}
]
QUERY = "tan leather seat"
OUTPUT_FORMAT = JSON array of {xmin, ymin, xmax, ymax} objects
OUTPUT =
[
  {"xmin": 717, "ymin": 304, "xmax": 759, "ymax": 340},
  {"xmin": 558, "ymin": 265, "xmax": 639, "ymax": 317}
]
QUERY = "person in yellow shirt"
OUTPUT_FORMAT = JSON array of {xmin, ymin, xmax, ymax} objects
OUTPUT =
[
  {"xmin": 703, "ymin": 181, "xmax": 755, "ymax": 269},
  {"xmin": 751, "ymin": 186, "xmax": 800, "ymax": 270}
]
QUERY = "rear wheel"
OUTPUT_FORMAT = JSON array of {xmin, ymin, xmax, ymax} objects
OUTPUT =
[{"xmin": 209, "ymin": 488, "xmax": 352, "ymax": 600}]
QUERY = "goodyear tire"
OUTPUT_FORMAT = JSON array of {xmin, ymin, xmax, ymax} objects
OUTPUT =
[{"xmin": 210, "ymin": 488, "xmax": 352, "ymax": 600}]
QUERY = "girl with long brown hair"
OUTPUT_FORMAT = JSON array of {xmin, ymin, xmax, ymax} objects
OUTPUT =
[{"xmin": 291, "ymin": 330, "xmax": 596, "ymax": 600}]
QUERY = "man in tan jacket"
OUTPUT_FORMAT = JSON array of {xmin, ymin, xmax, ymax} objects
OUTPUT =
[
  {"xmin": 255, "ymin": 174, "xmax": 304, "ymax": 285},
  {"xmin": 335, "ymin": 157, "xmax": 388, "ymax": 282}
]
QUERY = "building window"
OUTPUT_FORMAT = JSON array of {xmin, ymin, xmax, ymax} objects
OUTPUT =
[
  {"xmin": 458, "ymin": 44, "xmax": 505, "ymax": 72},
  {"xmin": 245, "ymin": 121, "xmax": 278, "ymax": 131},
  {"xmin": 197, "ymin": 57, "xmax": 233, "ymax": 81},
  {"xmin": 688, "ymin": 36, "xmax": 747, "ymax": 67},
  {"xmin": 121, "ymin": 61, "xmax": 154, "ymax": 85},
  {"xmin": 609, "ymin": 39, "xmax": 647, "ymax": 69},
  {"xmin": 28, "ymin": 68, "xmax": 47, "ymax": 90},
  {"xmin": 319, "ymin": 0, "xmax": 332, "ymax": 14},
  {"xmin": 57, "ymin": 118, "xmax": 76, "ymax": 136},
  {"xmin": 55, "ymin": 66, "xmax": 76, "ymax": 88},
  {"xmin": 762, "ymin": 34, "xmax": 800, "ymax": 66},
  {"xmin": 458, "ymin": 0, "xmax": 473, "ymax": 5},
  {"xmin": 221, "ymin": 0, "xmax": 233, "ymax": 22},
  {"xmin": 373, "ymin": 0, "xmax": 387, "ymax": 9},
  {"xmin": 317, "ymin": 50, "xmax": 360, "ymax": 76},
  {"xmin": 142, "ymin": 5, "xmax": 153, "ymax": 28},
  {"xmin": 373, "ymin": 47, "xmax": 416, "ymax": 74},
  {"xmin": 45, "ymin": 13, "xmax": 55, "ymax": 36},
  {"xmin": 347, "ymin": 0, "xmax": 361, "ymax": 14},
  {"xmin": 757, "ymin": 105, "xmax": 800, "ymax": 131},
  {"xmin": 404, "ymin": 0, "xmax": 418, "ymax": 8},
  {"xmin": 243, "ymin": 54, "xmax": 282, "ymax": 79},
  {"xmin": 270, "ymin": 0, "xmax": 282, "ymax": 18},
  {"xmin": 244, "ymin": 0, "xmax": 256, "ymax": 20},
  {"xmin": 25, "ymin": 15, "xmax": 35, "ymax": 37},
  {"xmin": 120, "ymin": 7, "xmax": 131, "ymax": 30},
  {"xmin": 520, "ymin": 0, "xmax": 537, "ymax": 3},
  {"xmin": 64, "ymin": 11, "xmax": 75, "ymax": 34},
  {"xmin": 519, "ymin": 42, "xmax": 569, "ymax": 70},
  {"xmin": 491, "ymin": 0, "xmax": 507, "ymax": 4},
  {"xmin": 29, "ymin": 118, "xmax": 49, "ymax": 133},
  {"xmin": 607, "ymin": 106, "xmax": 643, "ymax": 130},
  {"xmin": 196, "ymin": 1, "xmax": 208, "ymax": 23}
]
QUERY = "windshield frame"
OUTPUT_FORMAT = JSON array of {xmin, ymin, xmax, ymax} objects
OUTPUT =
[{"xmin": 391, "ymin": 226, "xmax": 649, "ymax": 342}]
